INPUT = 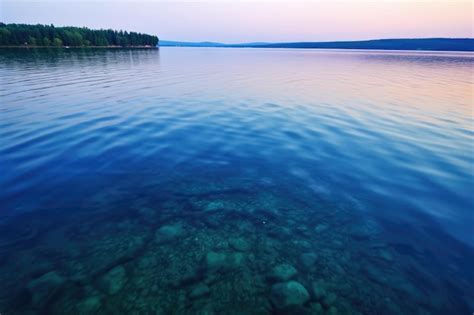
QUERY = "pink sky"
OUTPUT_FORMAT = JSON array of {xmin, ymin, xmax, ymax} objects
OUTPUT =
[{"xmin": 2, "ymin": 1, "xmax": 473, "ymax": 42}]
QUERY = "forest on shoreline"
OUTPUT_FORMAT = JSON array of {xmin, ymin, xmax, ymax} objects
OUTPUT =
[{"xmin": 0, "ymin": 23, "xmax": 159, "ymax": 47}]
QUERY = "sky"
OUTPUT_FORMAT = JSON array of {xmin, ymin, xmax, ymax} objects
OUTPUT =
[{"xmin": 1, "ymin": 0, "xmax": 473, "ymax": 43}]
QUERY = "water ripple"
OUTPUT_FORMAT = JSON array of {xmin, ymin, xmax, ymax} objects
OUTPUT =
[{"xmin": 0, "ymin": 48, "xmax": 473, "ymax": 248}]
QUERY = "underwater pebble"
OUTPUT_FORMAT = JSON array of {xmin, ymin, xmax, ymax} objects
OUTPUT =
[
  {"xmin": 205, "ymin": 251, "xmax": 244, "ymax": 273},
  {"xmin": 27, "ymin": 271, "xmax": 66, "ymax": 308},
  {"xmin": 314, "ymin": 224, "xmax": 329, "ymax": 233},
  {"xmin": 155, "ymin": 223, "xmax": 184, "ymax": 244},
  {"xmin": 271, "ymin": 281, "xmax": 310, "ymax": 309},
  {"xmin": 322, "ymin": 292, "xmax": 337, "ymax": 308},
  {"xmin": 213, "ymin": 240, "xmax": 229, "ymax": 250},
  {"xmin": 226, "ymin": 252, "xmax": 245, "ymax": 268},
  {"xmin": 299, "ymin": 252, "xmax": 318, "ymax": 271},
  {"xmin": 311, "ymin": 280, "xmax": 337, "ymax": 308},
  {"xmin": 310, "ymin": 302, "xmax": 324, "ymax": 313},
  {"xmin": 205, "ymin": 252, "xmax": 227, "ymax": 271},
  {"xmin": 189, "ymin": 283, "xmax": 210, "ymax": 299},
  {"xmin": 99, "ymin": 265, "xmax": 127, "ymax": 295},
  {"xmin": 379, "ymin": 249, "xmax": 393, "ymax": 262},
  {"xmin": 228, "ymin": 237, "xmax": 251, "ymax": 251},
  {"xmin": 296, "ymin": 226, "xmax": 311, "ymax": 237},
  {"xmin": 204, "ymin": 200, "xmax": 226, "ymax": 211},
  {"xmin": 270, "ymin": 263, "xmax": 298, "ymax": 282},
  {"xmin": 311, "ymin": 280, "xmax": 327, "ymax": 300},
  {"xmin": 76, "ymin": 295, "xmax": 102, "ymax": 313}
]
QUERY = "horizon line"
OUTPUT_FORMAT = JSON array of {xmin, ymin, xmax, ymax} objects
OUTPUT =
[{"xmin": 161, "ymin": 37, "xmax": 474, "ymax": 44}]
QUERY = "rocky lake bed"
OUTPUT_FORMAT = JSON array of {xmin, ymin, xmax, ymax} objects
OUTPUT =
[{"xmin": 0, "ymin": 171, "xmax": 472, "ymax": 314}]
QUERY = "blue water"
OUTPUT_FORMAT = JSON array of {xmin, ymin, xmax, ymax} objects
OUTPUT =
[{"xmin": 0, "ymin": 48, "xmax": 473, "ymax": 314}]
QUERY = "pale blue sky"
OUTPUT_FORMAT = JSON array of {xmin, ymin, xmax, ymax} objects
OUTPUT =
[{"xmin": 1, "ymin": 1, "xmax": 472, "ymax": 43}]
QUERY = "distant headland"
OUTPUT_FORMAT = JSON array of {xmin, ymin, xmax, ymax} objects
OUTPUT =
[
  {"xmin": 0, "ymin": 23, "xmax": 159, "ymax": 48},
  {"xmin": 161, "ymin": 38, "xmax": 474, "ymax": 52}
]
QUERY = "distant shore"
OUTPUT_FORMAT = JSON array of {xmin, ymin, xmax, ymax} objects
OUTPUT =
[{"xmin": 160, "ymin": 38, "xmax": 474, "ymax": 52}]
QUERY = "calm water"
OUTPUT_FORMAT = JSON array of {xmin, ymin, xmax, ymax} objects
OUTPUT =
[{"xmin": 0, "ymin": 48, "xmax": 473, "ymax": 314}]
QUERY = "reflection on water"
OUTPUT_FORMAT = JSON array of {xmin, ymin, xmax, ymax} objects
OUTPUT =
[{"xmin": 0, "ymin": 48, "xmax": 473, "ymax": 314}]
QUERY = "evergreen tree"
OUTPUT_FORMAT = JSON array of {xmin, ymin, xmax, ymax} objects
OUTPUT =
[
  {"xmin": 43, "ymin": 37, "xmax": 51, "ymax": 46},
  {"xmin": 0, "ymin": 23, "xmax": 159, "ymax": 47}
]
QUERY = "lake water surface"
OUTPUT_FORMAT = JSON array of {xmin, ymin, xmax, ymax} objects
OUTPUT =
[{"xmin": 0, "ymin": 48, "xmax": 473, "ymax": 314}]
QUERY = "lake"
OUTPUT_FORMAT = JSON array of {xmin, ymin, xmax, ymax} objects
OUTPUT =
[{"xmin": 0, "ymin": 47, "xmax": 473, "ymax": 314}]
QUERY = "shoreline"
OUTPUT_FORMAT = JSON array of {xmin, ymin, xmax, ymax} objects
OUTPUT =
[{"xmin": 160, "ymin": 46, "xmax": 474, "ymax": 53}]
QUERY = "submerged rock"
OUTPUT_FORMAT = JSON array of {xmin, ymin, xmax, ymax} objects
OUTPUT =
[
  {"xmin": 228, "ymin": 252, "xmax": 245, "ymax": 266},
  {"xmin": 204, "ymin": 200, "xmax": 226, "ymax": 211},
  {"xmin": 76, "ymin": 295, "xmax": 102, "ymax": 314},
  {"xmin": 27, "ymin": 271, "xmax": 66, "ymax": 308},
  {"xmin": 314, "ymin": 224, "xmax": 329, "ymax": 233},
  {"xmin": 189, "ymin": 283, "xmax": 210, "ymax": 299},
  {"xmin": 311, "ymin": 280, "xmax": 327, "ymax": 300},
  {"xmin": 310, "ymin": 302, "xmax": 324, "ymax": 314},
  {"xmin": 155, "ymin": 223, "xmax": 184, "ymax": 244},
  {"xmin": 379, "ymin": 249, "xmax": 393, "ymax": 262},
  {"xmin": 271, "ymin": 281, "xmax": 310, "ymax": 309},
  {"xmin": 206, "ymin": 252, "xmax": 227, "ymax": 271},
  {"xmin": 270, "ymin": 263, "xmax": 298, "ymax": 282},
  {"xmin": 311, "ymin": 280, "xmax": 337, "ymax": 308},
  {"xmin": 322, "ymin": 292, "xmax": 337, "ymax": 308},
  {"xmin": 228, "ymin": 237, "xmax": 251, "ymax": 251},
  {"xmin": 99, "ymin": 265, "xmax": 127, "ymax": 295},
  {"xmin": 205, "ymin": 251, "xmax": 244, "ymax": 273},
  {"xmin": 299, "ymin": 253, "xmax": 318, "ymax": 271}
]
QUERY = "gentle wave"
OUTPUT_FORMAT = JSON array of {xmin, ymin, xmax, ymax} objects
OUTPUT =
[{"xmin": 0, "ymin": 48, "xmax": 473, "ymax": 314}]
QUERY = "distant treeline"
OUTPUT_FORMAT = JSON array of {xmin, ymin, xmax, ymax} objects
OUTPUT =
[
  {"xmin": 258, "ymin": 38, "xmax": 474, "ymax": 51},
  {"xmin": 160, "ymin": 38, "xmax": 474, "ymax": 52},
  {"xmin": 0, "ymin": 23, "xmax": 159, "ymax": 47}
]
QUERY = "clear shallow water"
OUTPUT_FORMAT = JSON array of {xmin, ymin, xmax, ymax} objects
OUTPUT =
[{"xmin": 0, "ymin": 47, "xmax": 473, "ymax": 314}]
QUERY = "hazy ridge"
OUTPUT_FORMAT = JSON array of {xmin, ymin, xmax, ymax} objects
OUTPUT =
[{"xmin": 160, "ymin": 38, "xmax": 474, "ymax": 51}]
